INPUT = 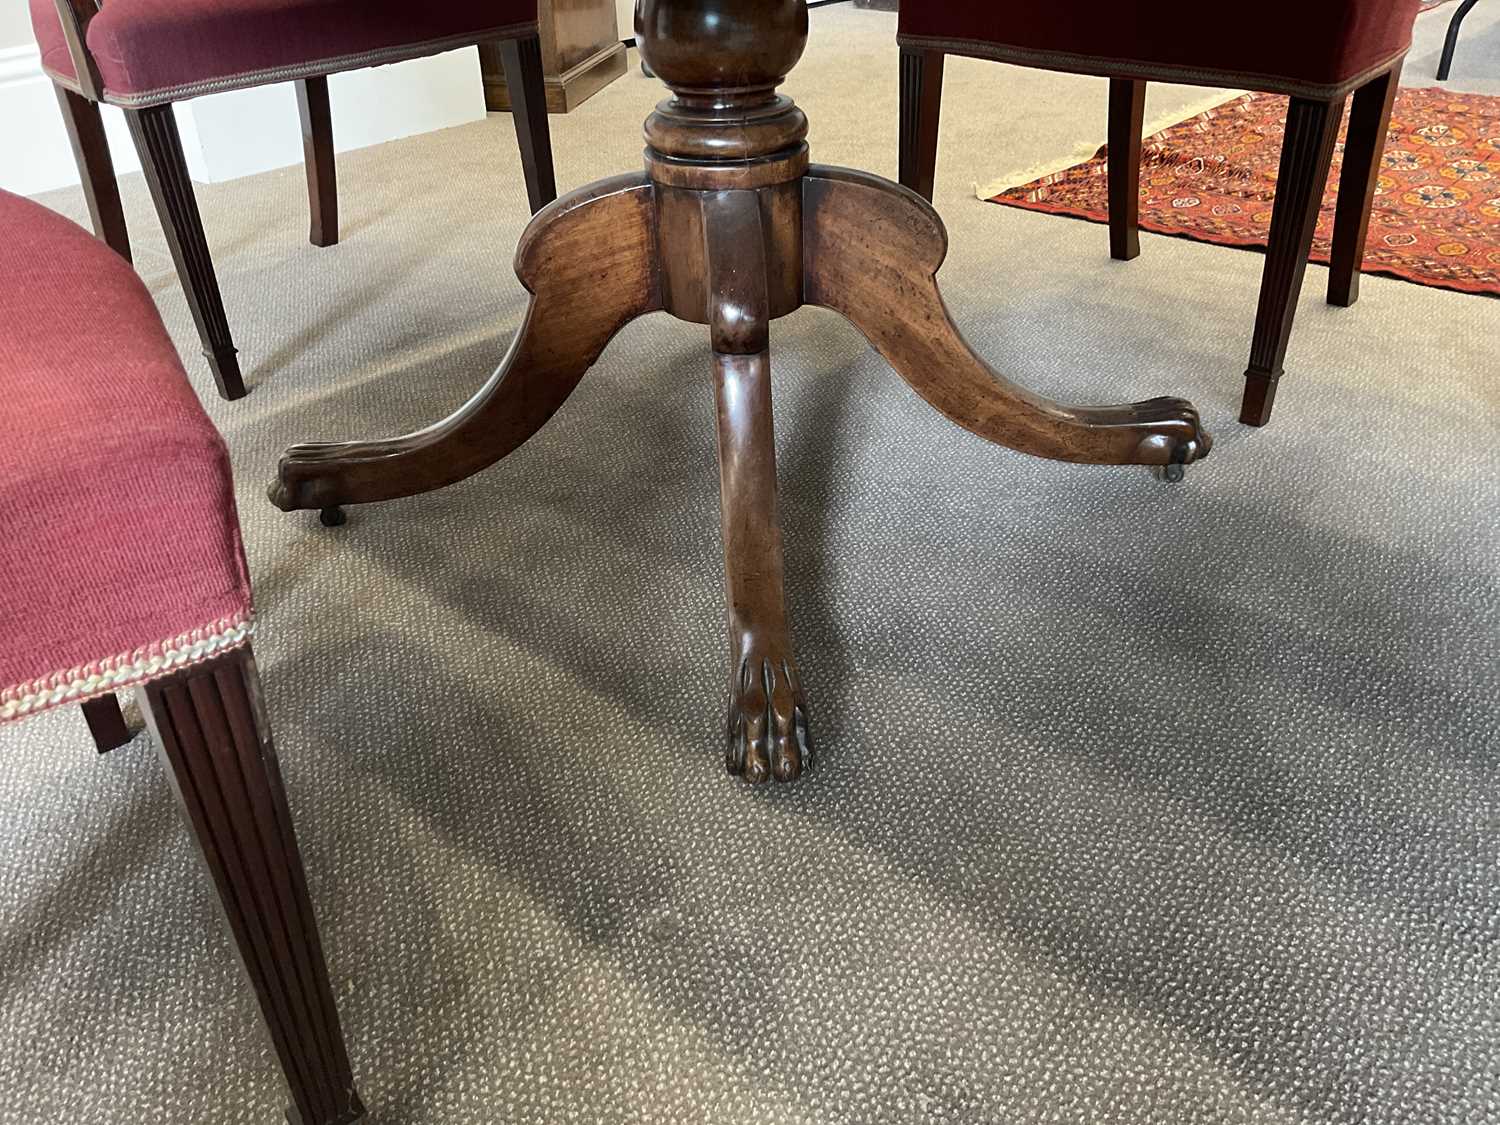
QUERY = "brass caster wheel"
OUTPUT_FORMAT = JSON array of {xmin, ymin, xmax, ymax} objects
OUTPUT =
[{"xmin": 1152, "ymin": 463, "xmax": 1186, "ymax": 484}]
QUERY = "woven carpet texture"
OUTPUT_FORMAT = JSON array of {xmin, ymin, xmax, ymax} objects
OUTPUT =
[
  {"xmin": 989, "ymin": 88, "xmax": 1500, "ymax": 297},
  {"xmin": 2, "ymin": 5, "xmax": 1496, "ymax": 1123}
]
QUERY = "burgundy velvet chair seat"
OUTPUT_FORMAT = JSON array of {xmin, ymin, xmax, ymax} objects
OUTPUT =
[
  {"xmin": 898, "ymin": 0, "xmax": 1423, "ymax": 99},
  {"xmin": 33, "ymin": 0, "xmax": 538, "ymax": 106},
  {"xmin": 0, "ymin": 187, "xmax": 364, "ymax": 1121},
  {"xmin": 0, "ymin": 189, "xmax": 251, "ymax": 721}
]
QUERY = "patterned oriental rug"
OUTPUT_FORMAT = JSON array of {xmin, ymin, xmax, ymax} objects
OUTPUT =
[{"xmin": 987, "ymin": 88, "xmax": 1500, "ymax": 298}]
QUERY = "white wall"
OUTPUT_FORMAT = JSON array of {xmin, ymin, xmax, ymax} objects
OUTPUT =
[
  {"xmin": 0, "ymin": 37, "xmax": 487, "ymax": 196},
  {"xmin": 617, "ymin": 0, "xmax": 637, "ymax": 40},
  {"xmin": 177, "ymin": 51, "xmax": 487, "ymax": 183},
  {"xmin": 0, "ymin": 0, "xmax": 31, "ymax": 50}
]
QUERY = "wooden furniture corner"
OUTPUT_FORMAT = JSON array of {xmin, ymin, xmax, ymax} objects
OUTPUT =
[{"xmin": 480, "ymin": 0, "xmax": 628, "ymax": 113}]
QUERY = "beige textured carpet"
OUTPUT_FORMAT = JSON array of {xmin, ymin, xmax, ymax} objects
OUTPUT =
[{"xmin": 3, "ymin": 5, "xmax": 1497, "ymax": 1123}]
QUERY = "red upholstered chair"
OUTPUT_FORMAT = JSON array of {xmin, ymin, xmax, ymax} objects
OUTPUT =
[
  {"xmin": 34, "ymin": 0, "xmax": 557, "ymax": 401},
  {"xmin": 897, "ymin": 1, "xmax": 1422, "ymax": 426},
  {"xmin": 0, "ymin": 188, "xmax": 364, "ymax": 1125}
]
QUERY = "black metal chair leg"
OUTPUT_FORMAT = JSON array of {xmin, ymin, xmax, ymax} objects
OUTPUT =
[{"xmin": 1437, "ymin": 0, "xmax": 1480, "ymax": 80}]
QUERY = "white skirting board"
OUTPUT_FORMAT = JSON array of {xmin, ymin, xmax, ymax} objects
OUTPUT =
[{"xmin": 0, "ymin": 43, "xmax": 488, "ymax": 196}]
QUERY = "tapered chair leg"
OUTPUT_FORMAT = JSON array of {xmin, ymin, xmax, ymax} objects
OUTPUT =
[
  {"xmin": 296, "ymin": 77, "xmax": 338, "ymax": 248},
  {"xmin": 82, "ymin": 694, "xmax": 132, "ymax": 752},
  {"xmin": 1107, "ymin": 78, "xmax": 1146, "ymax": 262},
  {"xmin": 1438, "ymin": 0, "xmax": 1479, "ymax": 81},
  {"xmin": 1328, "ymin": 65, "xmax": 1400, "ymax": 308},
  {"xmin": 1240, "ymin": 95, "xmax": 1344, "ymax": 427},
  {"xmin": 124, "ymin": 104, "xmax": 246, "ymax": 400},
  {"xmin": 54, "ymin": 86, "xmax": 131, "ymax": 261},
  {"xmin": 898, "ymin": 46, "xmax": 944, "ymax": 203},
  {"xmin": 497, "ymin": 34, "xmax": 557, "ymax": 214},
  {"xmin": 138, "ymin": 646, "xmax": 364, "ymax": 1125}
]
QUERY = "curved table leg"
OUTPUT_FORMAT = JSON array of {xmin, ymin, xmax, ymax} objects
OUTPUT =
[
  {"xmin": 270, "ymin": 174, "xmax": 662, "ymax": 512},
  {"xmin": 802, "ymin": 166, "xmax": 1212, "ymax": 469},
  {"xmin": 706, "ymin": 189, "xmax": 811, "ymax": 784}
]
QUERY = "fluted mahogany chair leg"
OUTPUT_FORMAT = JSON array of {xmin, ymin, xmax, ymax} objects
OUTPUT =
[
  {"xmin": 53, "ymin": 86, "xmax": 131, "ymax": 261},
  {"xmin": 1328, "ymin": 64, "xmax": 1400, "ymax": 308},
  {"xmin": 296, "ymin": 76, "xmax": 339, "ymax": 248},
  {"xmin": 898, "ymin": 45, "xmax": 944, "ymax": 202},
  {"xmin": 82, "ymin": 694, "xmax": 132, "ymax": 752},
  {"xmin": 1107, "ymin": 78, "xmax": 1146, "ymax": 262},
  {"xmin": 1240, "ymin": 95, "xmax": 1344, "ymax": 427},
  {"xmin": 497, "ymin": 33, "xmax": 557, "ymax": 214},
  {"xmin": 124, "ymin": 104, "xmax": 246, "ymax": 400},
  {"xmin": 138, "ymin": 645, "xmax": 364, "ymax": 1125}
]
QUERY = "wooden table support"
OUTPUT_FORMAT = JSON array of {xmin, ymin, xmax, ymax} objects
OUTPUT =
[{"xmin": 271, "ymin": 0, "xmax": 1211, "ymax": 783}]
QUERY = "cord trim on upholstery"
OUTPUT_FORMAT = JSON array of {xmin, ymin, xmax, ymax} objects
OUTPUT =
[
  {"xmin": 1, "ymin": 611, "xmax": 255, "ymax": 721},
  {"xmin": 896, "ymin": 34, "xmax": 1408, "ymax": 101},
  {"xmin": 40, "ymin": 21, "xmax": 538, "ymax": 108}
]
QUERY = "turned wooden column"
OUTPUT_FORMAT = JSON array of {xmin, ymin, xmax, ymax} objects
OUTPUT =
[{"xmin": 273, "ymin": 0, "xmax": 1210, "ymax": 785}]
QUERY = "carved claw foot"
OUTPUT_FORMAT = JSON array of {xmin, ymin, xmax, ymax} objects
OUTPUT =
[{"xmin": 726, "ymin": 651, "xmax": 811, "ymax": 784}]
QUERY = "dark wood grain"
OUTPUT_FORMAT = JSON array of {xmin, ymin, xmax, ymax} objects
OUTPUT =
[
  {"xmin": 1328, "ymin": 65, "xmax": 1400, "ymax": 308},
  {"xmin": 53, "ymin": 84, "xmax": 130, "ymax": 261},
  {"xmin": 497, "ymin": 34, "xmax": 559, "ymax": 214},
  {"xmin": 898, "ymin": 46, "xmax": 944, "ymax": 203},
  {"xmin": 1241, "ymin": 95, "xmax": 1344, "ymax": 427},
  {"xmin": 706, "ymin": 189, "xmax": 810, "ymax": 784},
  {"xmin": 478, "ymin": 0, "xmax": 627, "ymax": 114},
  {"xmin": 273, "ymin": 0, "xmax": 1212, "ymax": 783},
  {"xmin": 803, "ymin": 166, "xmax": 1211, "ymax": 466},
  {"xmin": 271, "ymin": 174, "xmax": 659, "ymax": 512},
  {"xmin": 655, "ymin": 182, "xmax": 803, "ymax": 322},
  {"xmin": 124, "ymin": 104, "xmax": 245, "ymax": 400},
  {"xmin": 138, "ymin": 646, "xmax": 363, "ymax": 1125},
  {"xmin": 1107, "ymin": 78, "xmax": 1145, "ymax": 262},
  {"xmin": 636, "ymin": 0, "xmax": 807, "ymax": 91},
  {"xmin": 296, "ymin": 77, "xmax": 338, "ymax": 248},
  {"xmin": 81, "ymin": 694, "xmax": 131, "ymax": 752}
]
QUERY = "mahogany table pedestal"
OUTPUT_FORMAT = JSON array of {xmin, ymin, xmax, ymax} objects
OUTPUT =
[{"xmin": 270, "ymin": 0, "xmax": 1211, "ymax": 785}]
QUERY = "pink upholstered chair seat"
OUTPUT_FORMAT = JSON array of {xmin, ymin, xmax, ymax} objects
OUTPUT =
[
  {"xmin": 898, "ymin": 0, "xmax": 1423, "ymax": 98},
  {"xmin": 0, "ymin": 190, "xmax": 252, "ymax": 721},
  {"xmin": 32, "ymin": 0, "xmax": 537, "ymax": 106}
]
